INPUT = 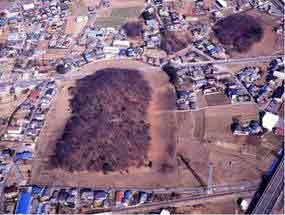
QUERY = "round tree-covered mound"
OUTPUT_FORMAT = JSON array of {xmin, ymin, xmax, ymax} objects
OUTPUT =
[
  {"xmin": 50, "ymin": 69, "xmax": 152, "ymax": 173},
  {"xmin": 213, "ymin": 14, "xmax": 264, "ymax": 52},
  {"xmin": 122, "ymin": 21, "xmax": 143, "ymax": 38}
]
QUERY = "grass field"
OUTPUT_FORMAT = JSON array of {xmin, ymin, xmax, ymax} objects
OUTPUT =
[
  {"xmin": 111, "ymin": 6, "xmax": 143, "ymax": 17},
  {"xmin": 95, "ymin": 17, "xmax": 127, "ymax": 28},
  {"xmin": 95, "ymin": 6, "xmax": 144, "ymax": 27}
]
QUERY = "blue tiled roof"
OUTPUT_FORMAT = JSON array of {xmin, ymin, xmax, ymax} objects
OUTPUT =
[
  {"xmin": 15, "ymin": 152, "xmax": 32, "ymax": 160},
  {"xmin": 32, "ymin": 185, "xmax": 43, "ymax": 195},
  {"xmin": 15, "ymin": 192, "xmax": 32, "ymax": 214}
]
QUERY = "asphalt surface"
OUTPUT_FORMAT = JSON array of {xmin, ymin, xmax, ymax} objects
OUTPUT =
[
  {"xmin": 184, "ymin": 54, "xmax": 284, "ymax": 67},
  {"xmin": 0, "ymin": 54, "xmax": 283, "ymax": 88}
]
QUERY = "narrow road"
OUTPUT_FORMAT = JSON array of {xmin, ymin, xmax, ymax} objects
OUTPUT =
[
  {"xmin": 0, "ymin": 55, "xmax": 282, "ymax": 87},
  {"xmin": 185, "ymin": 54, "xmax": 284, "ymax": 67},
  {"xmin": 0, "ymin": 81, "xmax": 48, "ymax": 212}
]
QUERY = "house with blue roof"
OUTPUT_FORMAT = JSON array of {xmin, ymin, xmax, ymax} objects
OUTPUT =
[
  {"xmin": 15, "ymin": 151, "xmax": 32, "ymax": 160},
  {"xmin": 15, "ymin": 191, "xmax": 32, "ymax": 214},
  {"xmin": 0, "ymin": 18, "xmax": 6, "ymax": 26},
  {"xmin": 32, "ymin": 186, "xmax": 43, "ymax": 195}
]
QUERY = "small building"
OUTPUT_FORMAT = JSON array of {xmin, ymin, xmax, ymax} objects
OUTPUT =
[
  {"xmin": 7, "ymin": 126, "xmax": 23, "ymax": 135},
  {"xmin": 273, "ymin": 127, "xmax": 284, "ymax": 136},
  {"xmin": 28, "ymin": 90, "xmax": 40, "ymax": 99},
  {"xmin": 65, "ymin": 195, "xmax": 76, "ymax": 208},
  {"xmin": 115, "ymin": 191, "xmax": 124, "ymax": 206},
  {"xmin": 94, "ymin": 191, "xmax": 108, "ymax": 201},
  {"xmin": 248, "ymin": 121, "xmax": 263, "ymax": 134},
  {"xmin": 0, "ymin": 85, "xmax": 11, "ymax": 97},
  {"xmin": 203, "ymin": 86, "xmax": 219, "ymax": 95},
  {"xmin": 35, "ymin": 203, "xmax": 44, "ymax": 214},
  {"xmin": 236, "ymin": 94, "xmax": 251, "ymax": 102},
  {"xmin": 103, "ymin": 46, "xmax": 120, "ymax": 55},
  {"xmin": 22, "ymin": 0, "xmax": 35, "ymax": 11},
  {"xmin": 81, "ymin": 189, "xmax": 94, "ymax": 201},
  {"xmin": 76, "ymin": 16, "xmax": 88, "ymax": 23},
  {"xmin": 122, "ymin": 190, "xmax": 133, "ymax": 206},
  {"xmin": 266, "ymin": 99, "xmax": 282, "ymax": 113},
  {"xmin": 216, "ymin": 0, "xmax": 228, "ymax": 7},
  {"xmin": 193, "ymin": 79, "xmax": 208, "ymax": 89},
  {"xmin": 142, "ymin": 7, "xmax": 156, "ymax": 21},
  {"xmin": 273, "ymin": 71, "xmax": 285, "ymax": 80},
  {"xmin": 45, "ymin": 88, "xmax": 55, "ymax": 97},
  {"xmin": 15, "ymin": 151, "xmax": 33, "ymax": 160},
  {"xmin": 215, "ymin": 72, "xmax": 231, "ymax": 80},
  {"xmin": 240, "ymin": 199, "xmax": 249, "ymax": 211},
  {"xmin": 160, "ymin": 209, "xmax": 171, "ymax": 215},
  {"xmin": 94, "ymin": 191, "xmax": 108, "ymax": 207},
  {"xmin": 15, "ymin": 191, "xmax": 32, "ymax": 214},
  {"xmin": 1, "ymin": 148, "xmax": 15, "ymax": 158},
  {"xmin": 271, "ymin": 57, "xmax": 284, "ymax": 67},
  {"xmin": 262, "ymin": 112, "xmax": 279, "ymax": 131},
  {"xmin": 4, "ymin": 185, "xmax": 18, "ymax": 199},
  {"xmin": 32, "ymin": 186, "xmax": 43, "ymax": 195},
  {"xmin": 40, "ymin": 188, "xmax": 54, "ymax": 202},
  {"xmin": 112, "ymin": 40, "xmax": 130, "ymax": 48},
  {"xmin": 83, "ymin": 51, "xmax": 95, "ymax": 63},
  {"xmin": 139, "ymin": 192, "xmax": 148, "ymax": 204},
  {"xmin": 8, "ymin": 32, "xmax": 20, "ymax": 41}
]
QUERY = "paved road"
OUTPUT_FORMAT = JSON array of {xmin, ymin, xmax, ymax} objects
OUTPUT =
[
  {"xmin": 0, "ymin": 54, "xmax": 283, "ymax": 88},
  {"xmin": 251, "ymin": 156, "xmax": 284, "ymax": 214},
  {"xmin": 184, "ymin": 54, "xmax": 284, "ymax": 67}
]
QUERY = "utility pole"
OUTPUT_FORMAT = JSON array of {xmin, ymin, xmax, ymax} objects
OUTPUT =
[{"xmin": 207, "ymin": 161, "xmax": 213, "ymax": 194}]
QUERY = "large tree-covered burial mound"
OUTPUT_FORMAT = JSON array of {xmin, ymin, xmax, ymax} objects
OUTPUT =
[
  {"xmin": 50, "ymin": 69, "xmax": 152, "ymax": 173},
  {"xmin": 213, "ymin": 14, "xmax": 264, "ymax": 53}
]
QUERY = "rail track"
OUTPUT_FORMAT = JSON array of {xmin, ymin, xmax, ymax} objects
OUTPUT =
[{"xmin": 251, "ymin": 156, "xmax": 284, "ymax": 214}]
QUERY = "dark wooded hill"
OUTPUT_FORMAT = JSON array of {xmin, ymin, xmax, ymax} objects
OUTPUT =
[
  {"xmin": 50, "ymin": 68, "xmax": 152, "ymax": 173},
  {"xmin": 213, "ymin": 14, "xmax": 263, "ymax": 52}
]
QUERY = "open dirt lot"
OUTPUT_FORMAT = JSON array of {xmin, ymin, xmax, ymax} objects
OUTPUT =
[
  {"xmin": 83, "ymin": 0, "xmax": 144, "ymax": 8},
  {"xmin": 203, "ymin": 103, "xmax": 258, "ymax": 142},
  {"xmin": 31, "ymin": 60, "xmax": 180, "ymax": 188},
  {"xmin": 175, "ymin": 102, "xmax": 274, "ymax": 187},
  {"xmin": 177, "ymin": 103, "xmax": 260, "ymax": 145},
  {"xmin": 174, "ymin": 198, "xmax": 240, "ymax": 214},
  {"xmin": 77, "ymin": 0, "xmax": 144, "ymax": 27},
  {"xmin": 205, "ymin": 93, "xmax": 231, "ymax": 106}
]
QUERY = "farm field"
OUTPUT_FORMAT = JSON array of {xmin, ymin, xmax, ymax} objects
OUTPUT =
[{"xmin": 175, "ymin": 102, "xmax": 275, "ymax": 187}]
